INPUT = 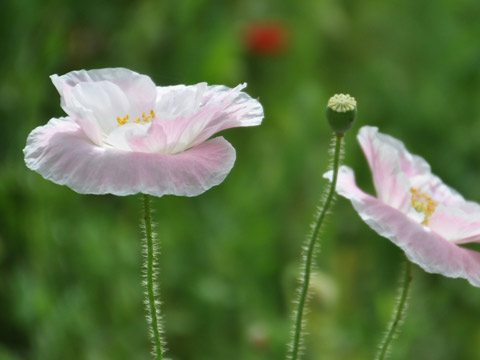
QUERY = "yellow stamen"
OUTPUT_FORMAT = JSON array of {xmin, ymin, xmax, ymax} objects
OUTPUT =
[
  {"xmin": 117, "ymin": 116, "xmax": 128, "ymax": 125},
  {"xmin": 117, "ymin": 110, "xmax": 156, "ymax": 126},
  {"xmin": 410, "ymin": 187, "xmax": 438, "ymax": 225}
]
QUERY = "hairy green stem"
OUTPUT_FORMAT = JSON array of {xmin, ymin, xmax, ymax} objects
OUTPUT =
[
  {"xmin": 375, "ymin": 259, "xmax": 413, "ymax": 360},
  {"xmin": 288, "ymin": 134, "xmax": 343, "ymax": 360},
  {"xmin": 142, "ymin": 194, "xmax": 164, "ymax": 360}
]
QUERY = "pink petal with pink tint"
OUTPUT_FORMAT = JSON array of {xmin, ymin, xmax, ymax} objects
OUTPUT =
[
  {"xmin": 153, "ymin": 83, "xmax": 263, "ymax": 154},
  {"xmin": 429, "ymin": 205, "xmax": 480, "ymax": 244},
  {"xmin": 357, "ymin": 126, "xmax": 412, "ymax": 211},
  {"xmin": 106, "ymin": 123, "xmax": 150, "ymax": 151},
  {"xmin": 190, "ymin": 84, "xmax": 264, "ymax": 144},
  {"xmin": 324, "ymin": 166, "xmax": 480, "ymax": 287},
  {"xmin": 359, "ymin": 126, "xmax": 465, "ymax": 208},
  {"xmin": 24, "ymin": 118, "xmax": 236, "ymax": 197},
  {"xmin": 359, "ymin": 126, "xmax": 431, "ymax": 178},
  {"xmin": 409, "ymin": 173, "xmax": 465, "ymax": 207},
  {"xmin": 127, "ymin": 121, "xmax": 168, "ymax": 153}
]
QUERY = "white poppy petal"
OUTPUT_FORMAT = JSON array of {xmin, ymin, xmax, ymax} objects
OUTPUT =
[
  {"xmin": 74, "ymin": 113, "xmax": 104, "ymax": 146},
  {"xmin": 155, "ymin": 83, "xmax": 208, "ymax": 118},
  {"xmin": 51, "ymin": 68, "xmax": 156, "ymax": 115},
  {"xmin": 69, "ymin": 81, "xmax": 131, "ymax": 134}
]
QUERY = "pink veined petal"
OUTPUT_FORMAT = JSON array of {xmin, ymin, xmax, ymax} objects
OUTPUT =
[
  {"xmin": 357, "ymin": 126, "xmax": 412, "ymax": 210},
  {"xmin": 153, "ymin": 106, "xmax": 222, "ymax": 154},
  {"xmin": 153, "ymin": 83, "xmax": 264, "ymax": 154},
  {"xmin": 51, "ymin": 68, "xmax": 157, "ymax": 116},
  {"xmin": 23, "ymin": 117, "xmax": 236, "ymax": 197},
  {"xmin": 192, "ymin": 84, "xmax": 264, "ymax": 140},
  {"xmin": 24, "ymin": 117, "xmax": 79, "ymax": 170},
  {"xmin": 324, "ymin": 166, "xmax": 480, "ymax": 288},
  {"xmin": 429, "ymin": 205, "xmax": 480, "ymax": 244},
  {"xmin": 359, "ymin": 126, "xmax": 431, "ymax": 178},
  {"xmin": 127, "ymin": 121, "xmax": 168, "ymax": 153},
  {"xmin": 359, "ymin": 126, "xmax": 465, "ymax": 207}
]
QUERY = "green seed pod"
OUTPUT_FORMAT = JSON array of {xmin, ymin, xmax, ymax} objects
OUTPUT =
[{"xmin": 326, "ymin": 94, "xmax": 357, "ymax": 135}]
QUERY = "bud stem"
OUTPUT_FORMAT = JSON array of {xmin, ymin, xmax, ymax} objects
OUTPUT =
[
  {"xmin": 288, "ymin": 134, "xmax": 344, "ymax": 360},
  {"xmin": 375, "ymin": 259, "xmax": 413, "ymax": 360}
]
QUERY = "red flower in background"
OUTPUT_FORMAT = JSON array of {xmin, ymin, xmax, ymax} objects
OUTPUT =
[{"xmin": 243, "ymin": 22, "xmax": 289, "ymax": 56}]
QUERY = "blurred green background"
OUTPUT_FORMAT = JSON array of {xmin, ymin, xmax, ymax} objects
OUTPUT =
[{"xmin": 2, "ymin": 0, "xmax": 480, "ymax": 359}]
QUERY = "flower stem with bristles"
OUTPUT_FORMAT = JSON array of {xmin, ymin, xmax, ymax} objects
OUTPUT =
[
  {"xmin": 142, "ymin": 194, "xmax": 165, "ymax": 360},
  {"xmin": 287, "ymin": 134, "xmax": 343, "ymax": 360},
  {"xmin": 375, "ymin": 259, "xmax": 413, "ymax": 360}
]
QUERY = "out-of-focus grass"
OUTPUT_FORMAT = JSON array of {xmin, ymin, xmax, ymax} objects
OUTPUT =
[{"xmin": 1, "ymin": 0, "xmax": 480, "ymax": 359}]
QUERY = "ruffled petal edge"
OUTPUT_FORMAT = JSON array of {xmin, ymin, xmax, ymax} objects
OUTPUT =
[{"xmin": 24, "ymin": 117, "xmax": 236, "ymax": 197}]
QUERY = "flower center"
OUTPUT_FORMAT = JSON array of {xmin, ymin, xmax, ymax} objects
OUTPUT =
[
  {"xmin": 410, "ymin": 187, "xmax": 438, "ymax": 225},
  {"xmin": 327, "ymin": 94, "xmax": 357, "ymax": 113},
  {"xmin": 117, "ymin": 110, "xmax": 156, "ymax": 126}
]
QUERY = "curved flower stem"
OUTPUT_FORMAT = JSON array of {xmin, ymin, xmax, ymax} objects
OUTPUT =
[
  {"xmin": 288, "ymin": 134, "xmax": 343, "ymax": 360},
  {"xmin": 375, "ymin": 259, "xmax": 413, "ymax": 360},
  {"xmin": 142, "ymin": 194, "xmax": 164, "ymax": 360}
]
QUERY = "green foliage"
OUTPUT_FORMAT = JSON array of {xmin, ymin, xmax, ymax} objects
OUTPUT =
[{"xmin": 2, "ymin": 0, "xmax": 480, "ymax": 359}]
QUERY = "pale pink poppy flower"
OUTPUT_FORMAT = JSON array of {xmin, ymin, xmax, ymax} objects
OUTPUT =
[
  {"xmin": 325, "ymin": 126, "xmax": 480, "ymax": 287},
  {"xmin": 24, "ymin": 68, "xmax": 263, "ymax": 197}
]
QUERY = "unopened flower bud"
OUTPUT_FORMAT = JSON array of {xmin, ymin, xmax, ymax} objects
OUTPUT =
[{"xmin": 326, "ymin": 94, "xmax": 357, "ymax": 135}]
